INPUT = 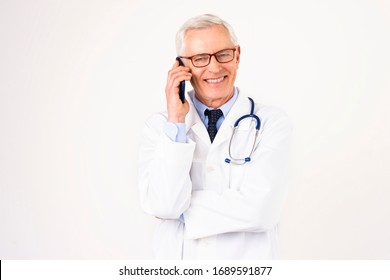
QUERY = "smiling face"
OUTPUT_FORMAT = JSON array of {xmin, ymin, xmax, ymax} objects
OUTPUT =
[{"xmin": 183, "ymin": 24, "xmax": 240, "ymax": 108}]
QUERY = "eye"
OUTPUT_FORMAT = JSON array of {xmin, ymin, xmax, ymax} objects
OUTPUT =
[
  {"xmin": 216, "ymin": 49, "xmax": 234, "ymax": 62},
  {"xmin": 193, "ymin": 55, "xmax": 209, "ymax": 63},
  {"xmin": 217, "ymin": 51, "xmax": 232, "ymax": 58}
]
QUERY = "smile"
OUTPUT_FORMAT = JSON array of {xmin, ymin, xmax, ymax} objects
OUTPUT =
[{"xmin": 205, "ymin": 76, "xmax": 226, "ymax": 84}]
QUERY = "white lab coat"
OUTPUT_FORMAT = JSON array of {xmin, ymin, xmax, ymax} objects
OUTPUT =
[{"xmin": 138, "ymin": 89, "xmax": 293, "ymax": 259}]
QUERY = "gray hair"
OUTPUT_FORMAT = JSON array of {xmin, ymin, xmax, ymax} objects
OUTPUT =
[{"xmin": 175, "ymin": 14, "xmax": 238, "ymax": 55}]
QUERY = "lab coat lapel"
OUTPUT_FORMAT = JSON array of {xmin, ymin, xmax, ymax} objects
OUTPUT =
[
  {"xmin": 184, "ymin": 90, "xmax": 252, "ymax": 146},
  {"xmin": 185, "ymin": 93, "xmax": 210, "ymax": 144}
]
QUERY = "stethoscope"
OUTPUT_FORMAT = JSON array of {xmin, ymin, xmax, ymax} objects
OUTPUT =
[{"xmin": 225, "ymin": 97, "xmax": 261, "ymax": 165}]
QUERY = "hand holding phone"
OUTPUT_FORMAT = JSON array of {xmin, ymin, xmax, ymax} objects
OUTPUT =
[{"xmin": 176, "ymin": 57, "xmax": 186, "ymax": 104}]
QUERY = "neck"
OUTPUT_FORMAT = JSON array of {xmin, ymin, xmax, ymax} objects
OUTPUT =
[{"xmin": 196, "ymin": 91, "xmax": 234, "ymax": 108}]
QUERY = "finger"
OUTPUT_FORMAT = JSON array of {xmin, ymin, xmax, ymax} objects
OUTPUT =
[
  {"xmin": 172, "ymin": 59, "xmax": 180, "ymax": 68},
  {"xmin": 167, "ymin": 66, "xmax": 192, "ymax": 84},
  {"xmin": 169, "ymin": 72, "xmax": 192, "ymax": 90}
]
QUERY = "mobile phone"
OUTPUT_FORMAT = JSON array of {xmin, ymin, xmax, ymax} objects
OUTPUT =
[{"xmin": 176, "ymin": 57, "xmax": 185, "ymax": 103}]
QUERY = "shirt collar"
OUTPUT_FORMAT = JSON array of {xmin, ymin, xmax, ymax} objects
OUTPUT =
[{"xmin": 191, "ymin": 87, "xmax": 238, "ymax": 123}]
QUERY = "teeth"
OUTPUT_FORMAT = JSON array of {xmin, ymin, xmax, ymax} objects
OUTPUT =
[{"xmin": 206, "ymin": 77, "xmax": 225, "ymax": 83}]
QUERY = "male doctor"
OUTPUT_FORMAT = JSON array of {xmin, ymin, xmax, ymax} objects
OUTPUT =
[{"xmin": 138, "ymin": 14, "xmax": 292, "ymax": 259}]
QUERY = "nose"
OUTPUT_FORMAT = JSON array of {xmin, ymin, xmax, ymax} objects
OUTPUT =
[{"xmin": 207, "ymin": 55, "xmax": 222, "ymax": 72}]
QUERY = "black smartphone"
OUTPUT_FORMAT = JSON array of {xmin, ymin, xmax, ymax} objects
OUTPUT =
[{"xmin": 176, "ymin": 57, "xmax": 185, "ymax": 103}]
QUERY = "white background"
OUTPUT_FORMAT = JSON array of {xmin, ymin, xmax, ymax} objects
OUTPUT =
[{"xmin": 0, "ymin": 0, "xmax": 389, "ymax": 259}]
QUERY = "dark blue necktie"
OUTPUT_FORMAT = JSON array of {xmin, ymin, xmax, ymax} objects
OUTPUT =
[{"xmin": 204, "ymin": 109, "xmax": 223, "ymax": 143}]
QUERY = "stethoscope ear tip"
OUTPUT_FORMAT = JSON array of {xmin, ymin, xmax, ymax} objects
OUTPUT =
[{"xmin": 225, "ymin": 157, "xmax": 251, "ymax": 164}]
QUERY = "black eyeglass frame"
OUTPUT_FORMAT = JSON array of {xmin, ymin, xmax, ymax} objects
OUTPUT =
[{"xmin": 178, "ymin": 48, "xmax": 237, "ymax": 68}]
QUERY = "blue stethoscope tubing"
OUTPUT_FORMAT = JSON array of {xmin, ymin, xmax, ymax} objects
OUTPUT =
[{"xmin": 225, "ymin": 97, "xmax": 261, "ymax": 164}]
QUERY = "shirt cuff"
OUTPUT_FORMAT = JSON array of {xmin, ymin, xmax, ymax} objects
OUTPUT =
[{"xmin": 164, "ymin": 122, "xmax": 187, "ymax": 143}]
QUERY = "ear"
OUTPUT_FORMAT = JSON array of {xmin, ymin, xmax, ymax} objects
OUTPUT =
[{"xmin": 236, "ymin": 45, "xmax": 241, "ymax": 65}]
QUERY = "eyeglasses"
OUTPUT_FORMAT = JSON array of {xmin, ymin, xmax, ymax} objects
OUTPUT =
[{"xmin": 179, "ymin": 48, "xmax": 236, "ymax": 68}]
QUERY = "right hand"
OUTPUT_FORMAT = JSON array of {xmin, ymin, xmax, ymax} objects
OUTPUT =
[{"xmin": 165, "ymin": 60, "xmax": 192, "ymax": 123}]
